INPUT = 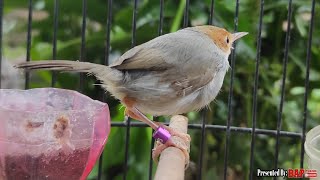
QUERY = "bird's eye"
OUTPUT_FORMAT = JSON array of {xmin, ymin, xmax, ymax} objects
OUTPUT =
[{"xmin": 226, "ymin": 37, "xmax": 229, "ymax": 44}]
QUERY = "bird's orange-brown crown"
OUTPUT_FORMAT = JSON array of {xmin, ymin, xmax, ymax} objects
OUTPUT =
[{"xmin": 194, "ymin": 25, "xmax": 248, "ymax": 54}]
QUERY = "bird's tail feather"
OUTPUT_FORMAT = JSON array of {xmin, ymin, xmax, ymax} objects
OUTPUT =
[
  {"xmin": 14, "ymin": 60, "xmax": 123, "ymax": 84},
  {"xmin": 15, "ymin": 60, "xmax": 98, "ymax": 72}
]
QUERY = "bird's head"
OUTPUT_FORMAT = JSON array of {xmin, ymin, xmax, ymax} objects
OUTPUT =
[{"xmin": 194, "ymin": 25, "xmax": 248, "ymax": 55}]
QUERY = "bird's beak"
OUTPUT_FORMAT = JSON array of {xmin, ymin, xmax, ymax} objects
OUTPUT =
[{"xmin": 232, "ymin": 32, "xmax": 248, "ymax": 42}]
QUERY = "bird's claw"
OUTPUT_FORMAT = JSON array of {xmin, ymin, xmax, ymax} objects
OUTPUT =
[
  {"xmin": 152, "ymin": 138, "xmax": 190, "ymax": 169},
  {"xmin": 123, "ymin": 115, "xmax": 129, "ymax": 124},
  {"xmin": 152, "ymin": 124, "xmax": 191, "ymax": 169},
  {"xmin": 154, "ymin": 122, "xmax": 191, "ymax": 144}
]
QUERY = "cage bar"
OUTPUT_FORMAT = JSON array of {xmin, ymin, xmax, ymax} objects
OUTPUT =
[
  {"xmin": 123, "ymin": 1, "xmax": 139, "ymax": 179},
  {"xmin": 25, "ymin": 0, "xmax": 33, "ymax": 90},
  {"xmin": 249, "ymin": 0, "xmax": 264, "ymax": 179},
  {"xmin": 274, "ymin": 0, "xmax": 293, "ymax": 173},
  {"xmin": 300, "ymin": 0, "xmax": 316, "ymax": 169},
  {"xmin": 223, "ymin": 0, "xmax": 240, "ymax": 179},
  {"xmin": 198, "ymin": 2, "xmax": 216, "ymax": 178},
  {"xmin": 79, "ymin": 0, "xmax": 87, "ymax": 93},
  {"xmin": 0, "ymin": 0, "xmax": 2, "ymax": 89},
  {"xmin": 111, "ymin": 122, "xmax": 301, "ymax": 138},
  {"xmin": 51, "ymin": 0, "xmax": 59, "ymax": 87},
  {"xmin": 183, "ymin": 0, "xmax": 189, "ymax": 28},
  {"xmin": 148, "ymin": 1, "xmax": 165, "ymax": 179},
  {"xmin": 208, "ymin": 0, "xmax": 215, "ymax": 25},
  {"xmin": 97, "ymin": 0, "xmax": 114, "ymax": 179}
]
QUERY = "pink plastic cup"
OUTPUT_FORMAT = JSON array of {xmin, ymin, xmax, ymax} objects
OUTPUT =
[{"xmin": 0, "ymin": 88, "xmax": 110, "ymax": 180}]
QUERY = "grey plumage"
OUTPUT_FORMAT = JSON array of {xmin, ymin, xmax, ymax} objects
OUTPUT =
[{"xmin": 15, "ymin": 27, "xmax": 230, "ymax": 116}]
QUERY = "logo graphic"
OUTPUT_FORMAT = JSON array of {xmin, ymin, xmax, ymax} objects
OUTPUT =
[{"xmin": 257, "ymin": 168, "xmax": 317, "ymax": 178}]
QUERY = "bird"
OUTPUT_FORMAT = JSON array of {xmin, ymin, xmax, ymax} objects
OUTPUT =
[{"xmin": 15, "ymin": 25, "xmax": 248, "ymax": 166}]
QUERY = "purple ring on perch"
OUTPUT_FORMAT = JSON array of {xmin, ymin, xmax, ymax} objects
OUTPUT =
[{"xmin": 153, "ymin": 126, "xmax": 171, "ymax": 144}]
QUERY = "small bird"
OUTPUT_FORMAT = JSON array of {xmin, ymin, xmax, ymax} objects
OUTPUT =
[{"xmin": 15, "ymin": 25, "xmax": 248, "ymax": 165}]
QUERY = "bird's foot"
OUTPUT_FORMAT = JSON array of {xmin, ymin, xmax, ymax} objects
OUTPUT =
[
  {"xmin": 152, "ymin": 123, "xmax": 191, "ymax": 168},
  {"xmin": 154, "ymin": 122, "xmax": 191, "ymax": 142}
]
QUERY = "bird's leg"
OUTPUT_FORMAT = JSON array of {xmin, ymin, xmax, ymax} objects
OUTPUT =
[
  {"xmin": 124, "ymin": 107, "xmax": 158, "ymax": 130},
  {"xmin": 126, "ymin": 107, "xmax": 190, "ymax": 142},
  {"xmin": 126, "ymin": 108, "xmax": 190, "ymax": 166},
  {"xmin": 123, "ymin": 97, "xmax": 190, "ymax": 166},
  {"xmin": 122, "ymin": 97, "xmax": 157, "ymax": 129}
]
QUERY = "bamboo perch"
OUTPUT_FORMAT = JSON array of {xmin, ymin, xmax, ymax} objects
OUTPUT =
[{"xmin": 154, "ymin": 115, "xmax": 190, "ymax": 180}]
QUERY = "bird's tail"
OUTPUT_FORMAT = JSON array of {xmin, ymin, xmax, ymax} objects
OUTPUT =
[{"xmin": 14, "ymin": 60, "xmax": 123, "ymax": 84}]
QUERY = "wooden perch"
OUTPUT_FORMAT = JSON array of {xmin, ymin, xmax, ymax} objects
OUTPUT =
[{"xmin": 154, "ymin": 115, "xmax": 190, "ymax": 180}]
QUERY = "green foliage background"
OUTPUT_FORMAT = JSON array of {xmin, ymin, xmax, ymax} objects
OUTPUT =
[{"xmin": 2, "ymin": 0, "xmax": 320, "ymax": 179}]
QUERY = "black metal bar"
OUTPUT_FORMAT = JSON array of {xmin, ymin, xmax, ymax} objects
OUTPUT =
[
  {"xmin": 131, "ymin": 0, "xmax": 138, "ymax": 47},
  {"xmin": 97, "ymin": 1, "xmax": 113, "ymax": 179},
  {"xmin": 223, "ymin": 0, "xmax": 239, "ymax": 179},
  {"xmin": 79, "ymin": 0, "xmax": 87, "ymax": 93},
  {"xmin": 111, "ymin": 122, "xmax": 302, "ymax": 138},
  {"xmin": 198, "ymin": 109, "xmax": 207, "ymax": 180},
  {"xmin": 158, "ymin": 0, "xmax": 164, "ymax": 36},
  {"xmin": 198, "ymin": 2, "xmax": 216, "ymax": 178},
  {"xmin": 300, "ymin": 0, "xmax": 316, "ymax": 169},
  {"xmin": 0, "ymin": 0, "xmax": 3, "ymax": 88},
  {"xmin": 51, "ymin": 0, "xmax": 59, "ymax": 87},
  {"xmin": 25, "ymin": 0, "xmax": 33, "ymax": 90},
  {"xmin": 198, "ymin": 3, "xmax": 217, "ymax": 178},
  {"xmin": 183, "ymin": 0, "xmax": 189, "ymax": 28},
  {"xmin": 104, "ymin": 0, "xmax": 113, "ymax": 67},
  {"xmin": 123, "ymin": 0, "xmax": 138, "ymax": 179},
  {"xmin": 273, "ymin": 0, "xmax": 292, "ymax": 174},
  {"xmin": 208, "ymin": 0, "xmax": 215, "ymax": 25},
  {"xmin": 148, "ymin": 119, "xmax": 156, "ymax": 180},
  {"xmin": 97, "ymin": 153, "xmax": 104, "ymax": 180},
  {"xmin": 148, "ymin": 136, "xmax": 155, "ymax": 180},
  {"xmin": 249, "ymin": 0, "xmax": 264, "ymax": 179},
  {"xmin": 148, "ymin": 1, "xmax": 164, "ymax": 179}
]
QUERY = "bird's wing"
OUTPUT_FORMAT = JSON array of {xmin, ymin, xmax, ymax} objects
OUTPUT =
[
  {"xmin": 110, "ymin": 28, "xmax": 227, "ymax": 96},
  {"xmin": 109, "ymin": 43, "xmax": 169, "ymax": 70}
]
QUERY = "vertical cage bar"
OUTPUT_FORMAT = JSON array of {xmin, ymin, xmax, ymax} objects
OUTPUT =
[
  {"xmin": 131, "ymin": 0, "xmax": 138, "ymax": 47},
  {"xmin": 198, "ymin": 110, "xmax": 207, "ymax": 180},
  {"xmin": 79, "ymin": 0, "xmax": 87, "ymax": 93},
  {"xmin": 97, "ymin": 150, "xmax": 104, "ymax": 180},
  {"xmin": 183, "ymin": 0, "xmax": 189, "ymax": 28},
  {"xmin": 273, "ymin": 0, "xmax": 292, "ymax": 173},
  {"xmin": 198, "ymin": 2, "xmax": 215, "ymax": 179},
  {"xmin": 208, "ymin": 0, "xmax": 215, "ymax": 25},
  {"xmin": 148, "ymin": 1, "xmax": 164, "ymax": 179},
  {"xmin": 249, "ymin": 0, "xmax": 264, "ymax": 179},
  {"xmin": 104, "ymin": 0, "xmax": 113, "ymax": 67},
  {"xmin": 148, "ymin": 131, "xmax": 156, "ymax": 180},
  {"xmin": 0, "ymin": 0, "xmax": 3, "ymax": 88},
  {"xmin": 25, "ymin": 0, "xmax": 33, "ymax": 90},
  {"xmin": 123, "ymin": 0, "xmax": 138, "ymax": 179},
  {"xmin": 51, "ymin": 0, "xmax": 59, "ymax": 87},
  {"xmin": 148, "ymin": 117, "xmax": 157, "ymax": 180},
  {"xmin": 300, "ymin": 0, "xmax": 316, "ymax": 169},
  {"xmin": 158, "ymin": 0, "xmax": 164, "ymax": 36},
  {"xmin": 97, "ymin": 0, "xmax": 113, "ymax": 179},
  {"xmin": 223, "ymin": 0, "xmax": 240, "ymax": 179}
]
